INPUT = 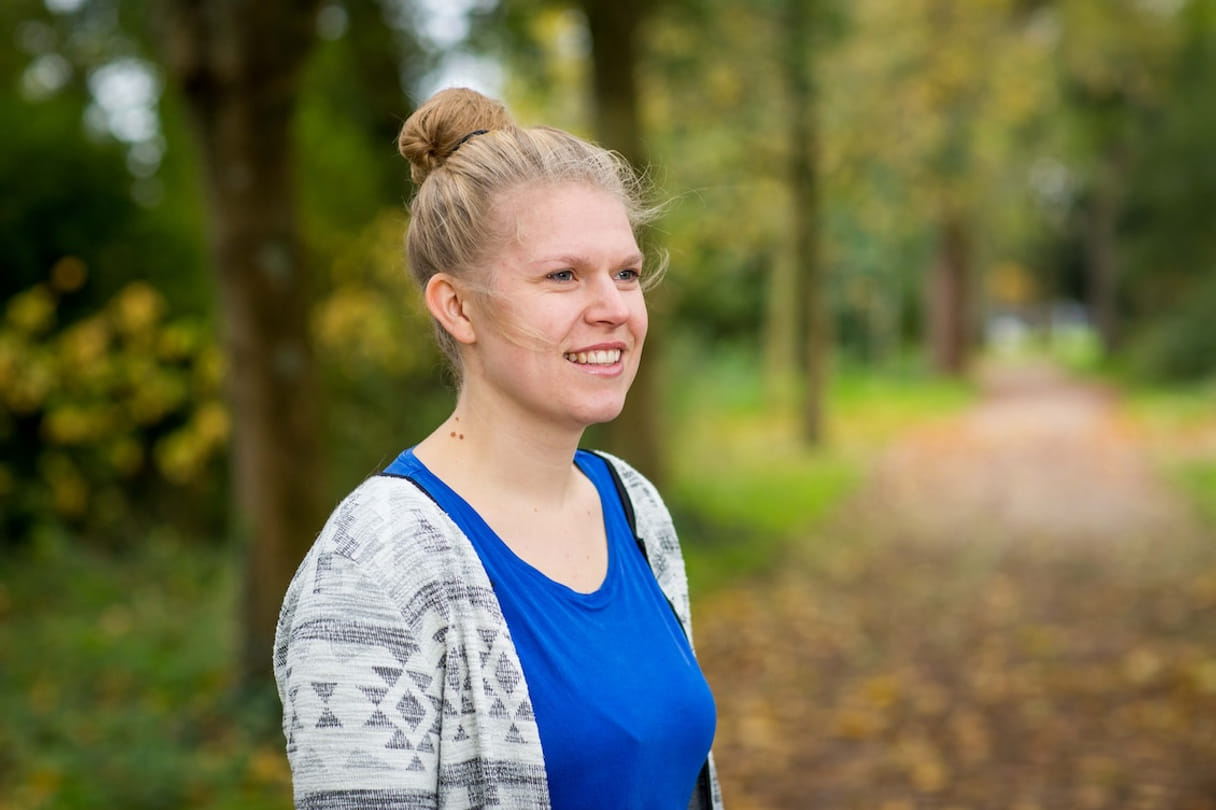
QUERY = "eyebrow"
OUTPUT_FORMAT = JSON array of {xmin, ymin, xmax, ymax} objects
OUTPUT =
[{"xmin": 535, "ymin": 252, "xmax": 645, "ymax": 269}]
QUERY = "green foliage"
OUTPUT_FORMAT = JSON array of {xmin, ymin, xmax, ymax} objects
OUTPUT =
[
  {"xmin": 0, "ymin": 96, "xmax": 131, "ymax": 302},
  {"xmin": 290, "ymin": 3, "xmax": 456, "ymax": 495},
  {"xmin": 1048, "ymin": 0, "xmax": 1216, "ymax": 379},
  {"xmin": 0, "ymin": 88, "xmax": 208, "ymax": 316},
  {"xmin": 1124, "ymin": 273, "xmax": 1216, "ymax": 382},
  {"xmin": 0, "ymin": 534, "xmax": 291, "ymax": 810},
  {"xmin": 0, "ymin": 0, "xmax": 222, "ymax": 548},
  {"xmin": 295, "ymin": 3, "xmax": 424, "ymax": 243},
  {"xmin": 1115, "ymin": 1, "xmax": 1216, "ymax": 381},
  {"xmin": 310, "ymin": 210, "xmax": 454, "ymax": 495},
  {"xmin": 1, "ymin": 0, "xmax": 210, "ymax": 311},
  {"xmin": 0, "ymin": 0, "xmax": 452, "ymax": 546}
]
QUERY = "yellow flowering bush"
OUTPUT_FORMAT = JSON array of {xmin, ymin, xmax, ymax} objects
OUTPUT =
[
  {"xmin": 3, "ymin": 212, "xmax": 449, "ymax": 545},
  {"xmin": 0, "ymin": 268, "xmax": 228, "ymax": 544},
  {"xmin": 312, "ymin": 210, "xmax": 437, "ymax": 379}
]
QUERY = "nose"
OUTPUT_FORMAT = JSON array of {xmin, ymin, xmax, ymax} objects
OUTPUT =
[{"xmin": 586, "ymin": 275, "xmax": 632, "ymax": 325}]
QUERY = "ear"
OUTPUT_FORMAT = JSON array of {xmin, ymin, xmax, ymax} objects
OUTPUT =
[{"xmin": 424, "ymin": 273, "xmax": 477, "ymax": 345}]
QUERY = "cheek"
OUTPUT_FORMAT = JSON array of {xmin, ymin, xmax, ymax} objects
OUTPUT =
[
  {"xmin": 483, "ymin": 298, "xmax": 562, "ymax": 352},
  {"xmin": 632, "ymin": 297, "xmax": 649, "ymax": 345}
]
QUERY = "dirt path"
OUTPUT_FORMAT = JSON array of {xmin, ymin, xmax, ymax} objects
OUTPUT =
[{"xmin": 697, "ymin": 363, "xmax": 1216, "ymax": 810}]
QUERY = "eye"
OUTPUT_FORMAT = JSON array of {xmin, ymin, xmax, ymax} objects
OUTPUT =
[
  {"xmin": 546, "ymin": 269, "xmax": 575, "ymax": 282},
  {"xmin": 615, "ymin": 268, "xmax": 641, "ymax": 282}
]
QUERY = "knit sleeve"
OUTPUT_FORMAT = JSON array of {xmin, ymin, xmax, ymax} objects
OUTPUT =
[
  {"xmin": 275, "ymin": 544, "xmax": 446, "ymax": 809},
  {"xmin": 274, "ymin": 476, "xmax": 554, "ymax": 810}
]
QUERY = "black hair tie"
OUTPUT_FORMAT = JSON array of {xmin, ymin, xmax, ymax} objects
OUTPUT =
[{"xmin": 451, "ymin": 129, "xmax": 490, "ymax": 154}]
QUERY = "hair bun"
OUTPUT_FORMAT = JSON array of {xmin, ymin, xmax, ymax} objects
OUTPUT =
[{"xmin": 397, "ymin": 87, "xmax": 515, "ymax": 184}]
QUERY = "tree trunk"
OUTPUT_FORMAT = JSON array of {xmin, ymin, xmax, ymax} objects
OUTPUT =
[
  {"xmin": 764, "ymin": 250, "xmax": 799, "ymax": 404},
  {"xmin": 581, "ymin": 0, "xmax": 666, "ymax": 485},
  {"xmin": 160, "ymin": 0, "xmax": 327, "ymax": 686},
  {"xmin": 783, "ymin": 0, "xmax": 827, "ymax": 445},
  {"xmin": 1086, "ymin": 157, "xmax": 1120, "ymax": 354},
  {"xmin": 928, "ymin": 213, "xmax": 971, "ymax": 376}
]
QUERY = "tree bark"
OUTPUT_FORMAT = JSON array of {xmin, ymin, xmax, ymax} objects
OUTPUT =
[
  {"xmin": 1086, "ymin": 156, "xmax": 1120, "ymax": 354},
  {"xmin": 783, "ymin": 0, "xmax": 827, "ymax": 445},
  {"xmin": 580, "ymin": 0, "xmax": 666, "ymax": 485},
  {"xmin": 764, "ymin": 249, "xmax": 799, "ymax": 404},
  {"xmin": 160, "ymin": 0, "xmax": 327, "ymax": 686},
  {"xmin": 928, "ymin": 212, "xmax": 971, "ymax": 376}
]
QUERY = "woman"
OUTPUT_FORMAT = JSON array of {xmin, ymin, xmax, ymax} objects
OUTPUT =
[{"xmin": 274, "ymin": 87, "xmax": 723, "ymax": 810}]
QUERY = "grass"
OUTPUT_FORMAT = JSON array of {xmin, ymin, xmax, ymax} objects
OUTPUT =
[
  {"xmin": 1120, "ymin": 379, "xmax": 1216, "ymax": 528},
  {"xmin": 0, "ymin": 530, "xmax": 291, "ymax": 810},
  {"xmin": 665, "ymin": 345, "xmax": 975, "ymax": 594}
]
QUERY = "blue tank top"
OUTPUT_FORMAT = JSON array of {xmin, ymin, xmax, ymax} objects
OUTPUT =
[{"xmin": 384, "ymin": 449, "xmax": 716, "ymax": 809}]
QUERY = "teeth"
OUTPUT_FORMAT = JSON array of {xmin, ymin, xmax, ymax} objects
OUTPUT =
[{"xmin": 564, "ymin": 349, "xmax": 621, "ymax": 365}]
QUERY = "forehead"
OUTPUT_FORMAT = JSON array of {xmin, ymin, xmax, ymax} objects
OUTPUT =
[{"xmin": 493, "ymin": 183, "xmax": 638, "ymax": 257}]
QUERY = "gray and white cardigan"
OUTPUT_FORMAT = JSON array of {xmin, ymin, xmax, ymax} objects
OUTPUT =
[{"xmin": 274, "ymin": 451, "xmax": 724, "ymax": 810}]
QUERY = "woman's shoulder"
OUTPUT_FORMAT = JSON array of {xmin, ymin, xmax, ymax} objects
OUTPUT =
[
  {"xmin": 320, "ymin": 472, "xmax": 459, "ymax": 562},
  {"xmin": 287, "ymin": 472, "xmax": 484, "ymax": 614},
  {"xmin": 328, "ymin": 469, "xmax": 452, "ymax": 544}
]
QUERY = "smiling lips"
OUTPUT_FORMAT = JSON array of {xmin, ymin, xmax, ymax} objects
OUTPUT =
[{"xmin": 563, "ymin": 348, "xmax": 622, "ymax": 366}]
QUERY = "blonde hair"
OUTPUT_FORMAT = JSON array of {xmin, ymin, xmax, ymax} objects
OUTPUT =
[{"xmin": 397, "ymin": 87, "xmax": 663, "ymax": 380}]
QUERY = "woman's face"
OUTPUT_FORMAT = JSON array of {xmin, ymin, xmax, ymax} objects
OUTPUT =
[{"xmin": 462, "ymin": 182, "xmax": 648, "ymax": 432}]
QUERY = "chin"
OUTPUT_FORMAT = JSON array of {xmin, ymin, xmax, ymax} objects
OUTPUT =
[{"xmin": 571, "ymin": 397, "xmax": 628, "ymax": 428}]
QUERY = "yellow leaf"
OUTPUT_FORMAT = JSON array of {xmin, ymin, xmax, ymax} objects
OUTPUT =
[
  {"xmin": 1122, "ymin": 648, "xmax": 1163, "ymax": 686},
  {"xmin": 912, "ymin": 757, "xmax": 948, "ymax": 793},
  {"xmin": 50, "ymin": 255, "xmax": 88, "ymax": 292},
  {"xmin": 4, "ymin": 285, "xmax": 56, "ymax": 335},
  {"xmin": 247, "ymin": 746, "xmax": 291, "ymax": 786},
  {"xmin": 1190, "ymin": 659, "xmax": 1216, "ymax": 695},
  {"xmin": 863, "ymin": 674, "xmax": 902, "ymax": 709},
  {"xmin": 111, "ymin": 281, "xmax": 165, "ymax": 334}
]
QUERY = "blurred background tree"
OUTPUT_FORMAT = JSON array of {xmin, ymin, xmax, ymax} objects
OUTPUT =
[{"xmin": 158, "ymin": 0, "xmax": 330, "ymax": 686}]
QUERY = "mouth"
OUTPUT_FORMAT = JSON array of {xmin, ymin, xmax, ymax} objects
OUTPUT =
[{"xmin": 563, "ymin": 348, "xmax": 622, "ymax": 366}]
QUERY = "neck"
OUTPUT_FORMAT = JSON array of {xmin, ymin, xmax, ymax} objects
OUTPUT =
[{"xmin": 413, "ymin": 388, "xmax": 587, "ymax": 508}]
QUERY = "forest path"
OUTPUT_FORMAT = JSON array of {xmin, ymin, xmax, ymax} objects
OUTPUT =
[{"xmin": 697, "ymin": 361, "xmax": 1216, "ymax": 810}]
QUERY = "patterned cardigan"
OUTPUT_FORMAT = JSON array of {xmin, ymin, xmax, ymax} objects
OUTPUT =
[{"xmin": 274, "ymin": 452, "xmax": 724, "ymax": 810}]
